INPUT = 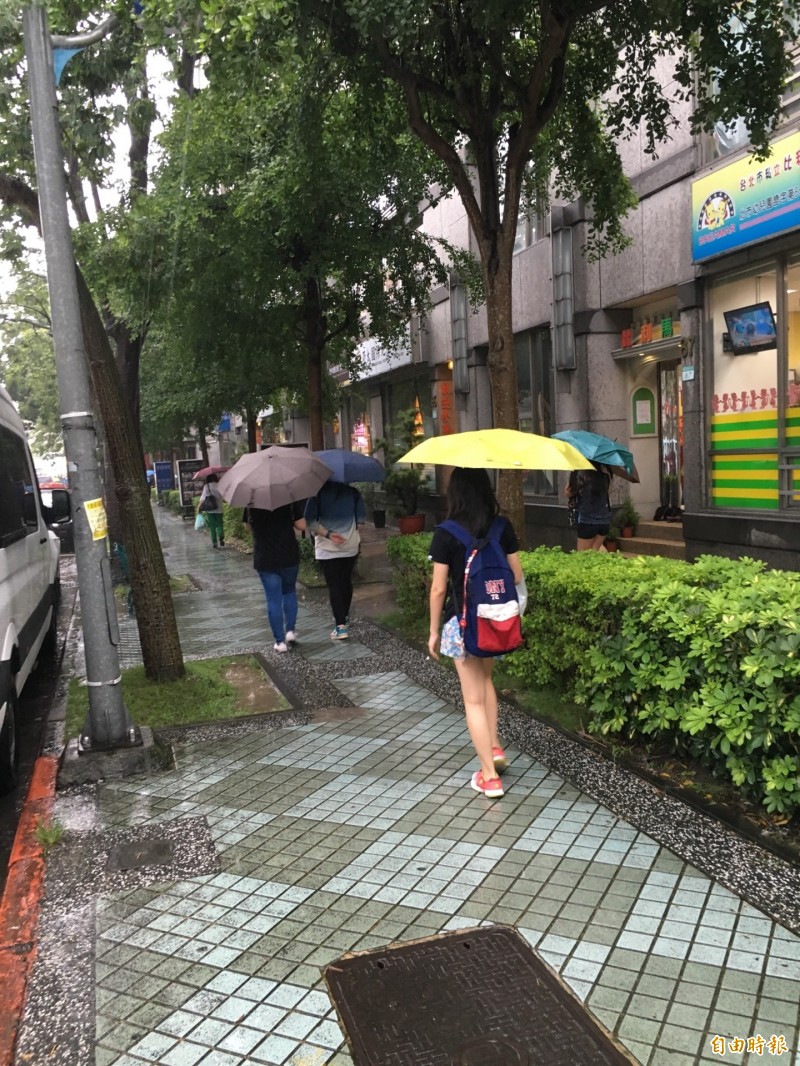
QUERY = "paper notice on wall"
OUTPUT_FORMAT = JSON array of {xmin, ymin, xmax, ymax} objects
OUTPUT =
[
  {"xmin": 84, "ymin": 498, "xmax": 108, "ymax": 541},
  {"xmin": 635, "ymin": 399, "xmax": 652, "ymax": 424}
]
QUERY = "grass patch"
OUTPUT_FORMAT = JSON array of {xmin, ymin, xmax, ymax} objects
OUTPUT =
[
  {"xmin": 378, "ymin": 609, "xmax": 428, "ymax": 652},
  {"xmin": 114, "ymin": 573, "xmax": 195, "ymax": 607},
  {"xmin": 66, "ymin": 655, "xmax": 278, "ymax": 739},
  {"xmin": 34, "ymin": 817, "xmax": 64, "ymax": 852},
  {"xmin": 494, "ymin": 670, "xmax": 587, "ymax": 734}
]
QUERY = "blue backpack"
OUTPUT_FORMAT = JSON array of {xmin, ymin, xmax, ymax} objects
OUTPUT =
[{"xmin": 439, "ymin": 517, "xmax": 524, "ymax": 658}]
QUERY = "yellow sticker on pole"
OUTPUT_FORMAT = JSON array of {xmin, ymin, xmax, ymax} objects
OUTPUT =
[{"xmin": 84, "ymin": 498, "xmax": 108, "ymax": 541}]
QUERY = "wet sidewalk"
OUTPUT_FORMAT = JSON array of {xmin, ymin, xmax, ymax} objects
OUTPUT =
[{"xmin": 16, "ymin": 510, "xmax": 800, "ymax": 1066}]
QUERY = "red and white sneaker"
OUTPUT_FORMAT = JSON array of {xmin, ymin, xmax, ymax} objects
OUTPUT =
[
  {"xmin": 470, "ymin": 771, "xmax": 504, "ymax": 798},
  {"xmin": 492, "ymin": 746, "xmax": 509, "ymax": 773}
]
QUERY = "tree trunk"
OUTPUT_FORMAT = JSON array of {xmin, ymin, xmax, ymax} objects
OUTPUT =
[
  {"xmin": 304, "ymin": 276, "xmax": 327, "ymax": 450},
  {"xmin": 483, "ymin": 250, "xmax": 526, "ymax": 546},
  {"xmin": 77, "ymin": 269, "xmax": 185, "ymax": 680},
  {"xmin": 104, "ymin": 324, "xmax": 146, "ymax": 544},
  {"xmin": 0, "ymin": 174, "xmax": 185, "ymax": 680},
  {"xmin": 246, "ymin": 408, "xmax": 257, "ymax": 452},
  {"xmin": 197, "ymin": 426, "xmax": 210, "ymax": 466}
]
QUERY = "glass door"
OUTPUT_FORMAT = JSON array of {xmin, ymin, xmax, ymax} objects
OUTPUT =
[{"xmin": 659, "ymin": 362, "xmax": 683, "ymax": 509}]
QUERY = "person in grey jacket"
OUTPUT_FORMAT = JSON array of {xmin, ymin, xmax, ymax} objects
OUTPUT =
[{"xmin": 304, "ymin": 482, "xmax": 366, "ymax": 639}]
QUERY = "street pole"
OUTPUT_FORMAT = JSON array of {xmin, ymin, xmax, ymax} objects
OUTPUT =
[{"xmin": 23, "ymin": 3, "xmax": 136, "ymax": 750}]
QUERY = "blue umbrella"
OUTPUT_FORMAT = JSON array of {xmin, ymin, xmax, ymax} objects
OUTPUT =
[
  {"xmin": 314, "ymin": 449, "xmax": 387, "ymax": 484},
  {"xmin": 552, "ymin": 430, "xmax": 639, "ymax": 482}
]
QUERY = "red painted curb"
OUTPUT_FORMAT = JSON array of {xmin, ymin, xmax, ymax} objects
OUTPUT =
[{"xmin": 0, "ymin": 754, "xmax": 58, "ymax": 1066}]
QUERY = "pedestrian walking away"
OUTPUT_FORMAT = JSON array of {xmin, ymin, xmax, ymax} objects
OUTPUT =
[
  {"xmin": 305, "ymin": 482, "xmax": 366, "ymax": 640},
  {"xmin": 427, "ymin": 467, "xmax": 524, "ymax": 799},
  {"xmin": 565, "ymin": 461, "xmax": 612, "ymax": 551},
  {"xmin": 244, "ymin": 502, "xmax": 307, "ymax": 652},
  {"xmin": 198, "ymin": 473, "xmax": 225, "ymax": 548}
]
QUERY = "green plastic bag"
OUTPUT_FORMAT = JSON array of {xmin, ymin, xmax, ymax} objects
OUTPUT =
[{"xmin": 194, "ymin": 513, "xmax": 206, "ymax": 531}]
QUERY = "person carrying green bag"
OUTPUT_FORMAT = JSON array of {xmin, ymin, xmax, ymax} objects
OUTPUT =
[{"xmin": 198, "ymin": 473, "xmax": 225, "ymax": 548}]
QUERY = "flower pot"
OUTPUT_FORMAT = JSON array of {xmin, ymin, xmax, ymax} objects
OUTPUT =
[
  {"xmin": 373, "ymin": 509, "xmax": 386, "ymax": 529},
  {"xmin": 604, "ymin": 539, "xmax": 620, "ymax": 552},
  {"xmin": 397, "ymin": 513, "xmax": 426, "ymax": 535},
  {"xmin": 621, "ymin": 526, "xmax": 634, "ymax": 538}
]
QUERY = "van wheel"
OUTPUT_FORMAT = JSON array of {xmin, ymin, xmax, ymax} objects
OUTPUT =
[{"xmin": 0, "ymin": 681, "xmax": 19, "ymax": 795}]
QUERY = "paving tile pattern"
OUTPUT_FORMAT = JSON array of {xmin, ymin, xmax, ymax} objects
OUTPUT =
[
  {"xmin": 86, "ymin": 682, "xmax": 800, "ymax": 1066},
  {"xmin": 25, "ymin": 509, "xmax": 800, "ymax": 1066}
]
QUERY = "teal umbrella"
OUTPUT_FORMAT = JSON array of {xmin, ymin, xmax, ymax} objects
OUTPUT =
[{"xmin": 552, "ymin": 430, "xmax": 639, "ymax": 482}]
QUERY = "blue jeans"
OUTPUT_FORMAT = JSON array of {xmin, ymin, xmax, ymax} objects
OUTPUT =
[{"xmin": 258, "ymin": 566, "xmax": 299, "ymax": 643}]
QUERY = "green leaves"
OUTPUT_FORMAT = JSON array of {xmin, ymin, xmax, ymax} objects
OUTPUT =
[{"xmin": 385, "ymin": 536, "xmax": 800, "ymax": 814}]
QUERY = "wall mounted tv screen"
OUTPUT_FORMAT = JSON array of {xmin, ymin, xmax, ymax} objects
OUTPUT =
[{"xmin": 723, "ymin": 302, "xmax": 777, "ymax": 354}]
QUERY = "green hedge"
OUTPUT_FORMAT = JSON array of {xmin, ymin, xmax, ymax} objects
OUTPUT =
[
  {"xmin": 386, "ymin": 532, "xmax": 433, "ymax": 615},
  {"xmin": 163, "ymin": 489, "xmax": 182, "ymax": 514},
  {"xmin": 387, "ymin": 540, "xmax": 800, "ymax": 814},
  {"xmin": 224, "ymin": 506, "xmax": 251, "ymax": 546}
]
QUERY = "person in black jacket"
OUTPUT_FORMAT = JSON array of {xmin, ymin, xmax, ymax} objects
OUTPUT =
[
  {"xmin": 565, "ymin": 463, "xmax": 612, "ymax": 551},
  {"xmin": 244, "ymin": 502, "xmax": 306, "ymax": 653}
]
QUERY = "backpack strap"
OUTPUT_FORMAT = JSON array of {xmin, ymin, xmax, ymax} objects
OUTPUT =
[
  {"xmin": 438, "ymin": 519, "xmax": 472, "ymax": 547},
  {"xmin": 438, "ymin": 520, "xmax": 480, "ymax": 632}
]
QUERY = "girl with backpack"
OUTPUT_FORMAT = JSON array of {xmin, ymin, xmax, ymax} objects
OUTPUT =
[{"xmin": 428, "ymin": 467, "xmax": 524, "ymax": 799}]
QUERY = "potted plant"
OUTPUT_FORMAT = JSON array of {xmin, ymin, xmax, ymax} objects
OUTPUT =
[
  {"xmin": 618, "ymin": 497, "xmax": 640, "ymax": 538},
  {"xmin": 604, "ymin": 525, "xmax": 620, "ymax": 552},
  {"xmin": 356, "ymin": 482, "xmax": 388, "ymax": 529},
  {"xmin": 375, "ymin": 409, "xmax": 428, "ymax": 534}
]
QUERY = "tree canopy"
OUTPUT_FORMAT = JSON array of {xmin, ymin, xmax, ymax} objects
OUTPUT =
[
  {"xmin": 112, "ymin": 21, "xmax": 450, "ymax": 448},
  {"xmin": 0, "ymin": 267, "xmax": 61, "ymax": 456}
]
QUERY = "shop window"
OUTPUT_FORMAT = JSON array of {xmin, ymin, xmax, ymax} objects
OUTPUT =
[
  {"xmin": 344, "ymin": 393, "xmax": 372, "ymax": 455},
  {"xmin": 709, "ymin": 266, "xmax": 780, "ymax": 510},
  {"xmin": 381, "ymin": 378, "xmax": 436, "ymax": 492},
  {"xmin": 515, "ymin": 328, "xmax": 556, "ymax": 496}
]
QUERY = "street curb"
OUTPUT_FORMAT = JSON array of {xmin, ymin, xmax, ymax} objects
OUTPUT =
[{"xmin": 0, "ymin": 754, "xmax": 58, "ymax": 1066}]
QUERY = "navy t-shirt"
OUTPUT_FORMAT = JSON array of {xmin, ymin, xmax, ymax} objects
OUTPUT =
[
  {"xmin": 568, "ymin": 469, "xmax": 611, "ymax": 524},
  {"xmin": 429, "ymin": 518, "xmax": 519, "ymax": 620},
  {"xmin": 244, "ymin": 501, "xmax": 305, "ymax": 571}
]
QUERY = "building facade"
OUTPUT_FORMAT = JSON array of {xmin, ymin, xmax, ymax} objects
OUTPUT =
[{"xmin": 341, "ymin": 58, "xmax": 800, "ymax": 569}]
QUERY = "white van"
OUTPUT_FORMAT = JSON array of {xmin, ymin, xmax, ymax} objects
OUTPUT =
[{"xmin": 0, "ymin": 384, "xmax": 66, "ymax": 792}]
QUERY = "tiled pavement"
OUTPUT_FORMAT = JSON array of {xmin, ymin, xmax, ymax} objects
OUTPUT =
[{"xmin": 24, "ymin": 512, "xmax": 800, "ymax": 1066}]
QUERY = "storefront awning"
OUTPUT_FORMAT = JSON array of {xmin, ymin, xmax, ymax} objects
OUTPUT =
[{"xmin": 612, "ymin": 337, "xmax": 686, "ymax": 363}]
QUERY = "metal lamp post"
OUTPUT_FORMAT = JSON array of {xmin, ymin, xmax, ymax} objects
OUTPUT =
[{"xmin": 23, "ymin": 3, "xmax": 136, "ymax": 750}]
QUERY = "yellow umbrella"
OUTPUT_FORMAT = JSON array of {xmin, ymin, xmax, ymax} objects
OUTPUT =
[{"xmin": 397, "ymin": 428, "xmax": 594, "ymax": 470}]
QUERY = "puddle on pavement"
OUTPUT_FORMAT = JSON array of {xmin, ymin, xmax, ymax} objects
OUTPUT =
[{"xmin": 224, "ymin": 658, "xmax": 291, "ymax": 714}]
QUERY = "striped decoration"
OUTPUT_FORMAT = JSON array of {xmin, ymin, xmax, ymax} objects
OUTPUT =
[{"xmin": 711, "ymin": 406, "xmax": 800, "ymax": 509}]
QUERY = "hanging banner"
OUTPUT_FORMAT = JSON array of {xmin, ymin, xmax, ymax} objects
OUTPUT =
[{"xmin": 692, "ymin": 129, "xmax": 800, "ymax": 262}]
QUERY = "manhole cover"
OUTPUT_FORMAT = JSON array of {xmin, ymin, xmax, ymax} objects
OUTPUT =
[
  {"xmin": 325, "ymin": 926, "xmax": 633, "ymax": 1066},
  {"xmin": 107, "ymin": 838, "xmax": 174, "ymax": 871}
]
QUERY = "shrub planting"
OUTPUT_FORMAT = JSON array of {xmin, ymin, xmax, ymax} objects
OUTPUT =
[{"xmin": 386, "ymin": 540, "xmax": 800, "ymax": 814}]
